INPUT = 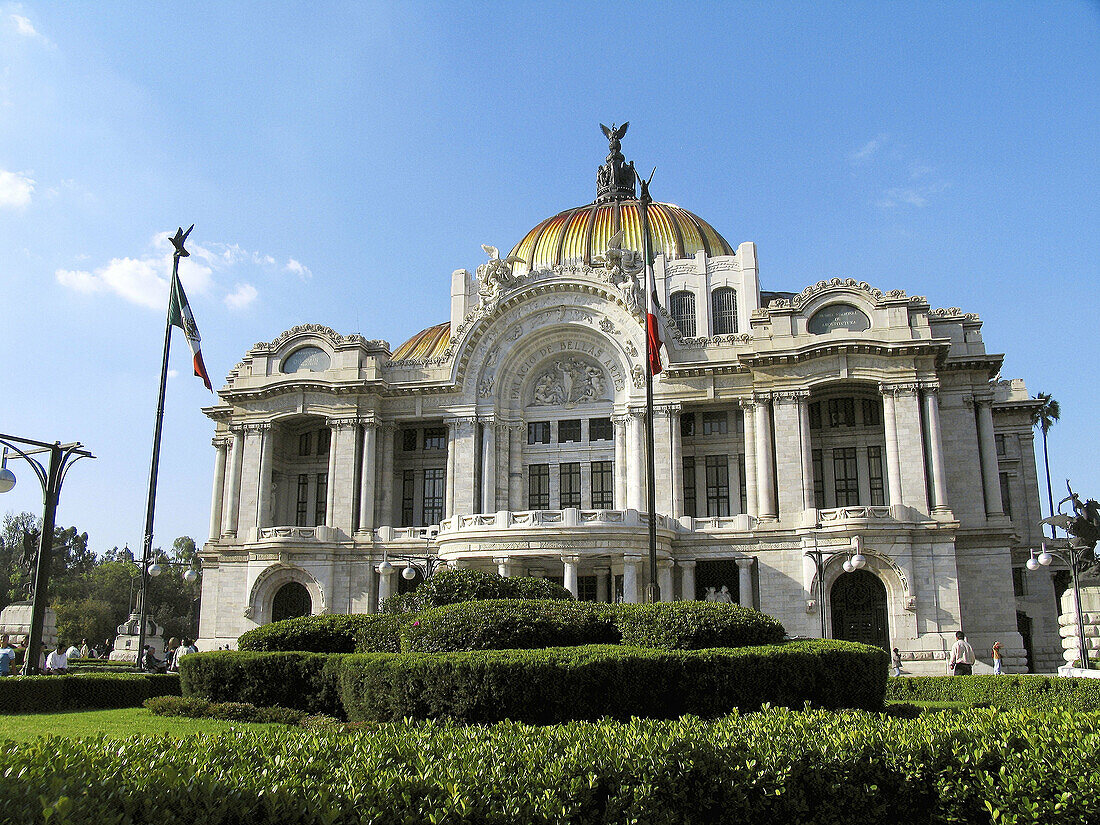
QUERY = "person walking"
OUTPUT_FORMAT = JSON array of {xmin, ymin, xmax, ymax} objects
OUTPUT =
[
  {"xmin": 891, "ymin": 647, "xmax": 903, "ymax": 677},
  {"xmin": 992, "ymin": 641, "xmax": 1003, "ymax": 675},
  {"xmin": 949, "ymin": 630, "xmax": 975, "ymax": 676}
]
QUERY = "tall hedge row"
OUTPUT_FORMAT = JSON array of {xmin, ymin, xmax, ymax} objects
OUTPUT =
[
  {"xmin": 180, "ymin": 651, "xmax": 345, "ymax": 717},
  {"xmin": 0, "ymin": 673, "xmax": 180, "ymax": 714},
  {"xmin": 3, "ymin": 706, "xmax": 1100, "ymax": 824},
  {"xmin": 887, "ymin": 673, "xmax": 1100, "ymax": 710}
]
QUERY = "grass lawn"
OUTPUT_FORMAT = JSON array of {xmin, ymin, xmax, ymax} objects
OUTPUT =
[{"xmin": 0, "ymin": 707, "xmax": 287, "ymax": 743}]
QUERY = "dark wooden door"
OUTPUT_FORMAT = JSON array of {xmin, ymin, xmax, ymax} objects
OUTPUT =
[{"xmin": 831, "ymin": 570, "xmax": 889, "ymax": 649}]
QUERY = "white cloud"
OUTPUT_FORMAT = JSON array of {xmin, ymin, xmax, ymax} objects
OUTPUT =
[
  {"xmin": 224, "ymin": 283, "xmax": 258, "ymax": 310},
  {"xmin": 10, "ymin": 13, "xmax": 36, "ymax": 36},
  {"xmin": 848, "ymin": 135, "xmax": 888, "ymax": 163},
  {"xmin": 877, "ymin": 180, "xmax": 951, "ymax": 209},
  {"xmin": 0, "ymin": 168, "xmax": 34, "ymax": 208},
  {"xmin": 285, "ymin": 258, "xmax": 312, "ymax": 279}
]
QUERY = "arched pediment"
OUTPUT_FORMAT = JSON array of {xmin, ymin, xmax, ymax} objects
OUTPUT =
[{"xmin": 246, "ymin": 563, "xmax": 326, "ymax": 625}]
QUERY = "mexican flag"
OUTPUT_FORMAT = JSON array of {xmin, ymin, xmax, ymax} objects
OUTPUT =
[
  {"xmin": 645, "ymin": 253, "xmax": 664, "ymax": 375},
  {"xmin": 168, "ymin": 271, "xmax": 213, "ymax": 391}
]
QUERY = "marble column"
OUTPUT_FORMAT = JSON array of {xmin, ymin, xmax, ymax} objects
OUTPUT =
[
  {"xmin": 357, "ymin": 421, "xmax": 378, "ymax": 532},
  {"xmin": 740, "ymin": 400, "xmax": 759, "ymax": 518},
  {"xmin": 495, "ymin": 557, "xmax": 512, "ymax": 578},
  {"xmin": 894, "ymin": 388, "xmax": 929, "ymax": 513},
  {"xmin": 376, "ymin": 425, "xmax": 396, "ymax": 527},
  {"xmin": 658, "ymin": 560, "xmax": 674, "ymax": 603},
  {"xmin": 653, "ymin": 408, "xmax": 675, "ymax": 515},
  {"xmin": 799, "ymin": 396, "xmax": 815, "ymax": 510},
  {"xmin": 481, "ymin": 419, "xmax": 496, "ymax": 513},
  {"xmin": 222, "ymin": 427, "xmax": 245, "ymax": 537},
  {"xmin": 736, "ymin": 557, "xmax": 755, "ymax": 608},
  {"xmin": 613, "ymin": 415, "xmax": 628, "ymax": 509},
  {"xmin": 923, "ymin": 388, "xmax": 950, "ymax": 514},
  {"xmin": 622, "ymin": 555, "xmax": 641, "ymax": 604},
  {"xmin": 595, "ymin": 567, "xmax": 610, "ymax": 603},
  {"xmin": 754, "ymin": 396, "xmax": 777, "ymax": 519},
  {"xmin": 508, "ymin": 424, "xmax": 524, "ymax": 510},
  {"xmin": 562, "ymin": 555, "xmax": 579, "ymax": 598},
  {"xmin": 773, "ymin": 392, "xmax": 809, "ymax": 518},
  {"xmin": 627, "ymin": 411, "xmax": 646, "ymax": 511},
  {"xmin": 451, "ymin": 418, "xmax": 478, "ymax": 515},
  {"xmin": 256, "ymin": 424, "xmax": 275, "ymax": 530},
  {"xmin": 445, "ymin": 420, "xmax": 457, "ymax": 518},
  {"xmin": 208, "ymin": 437, "xmax": 228, "ymax": 541},
  {"xmin": 976, "ymin": 398, "xmax": 1005, "ymax": 516},
  {"xmin": 324, "ymin": 421, "xmax": 339, "ymax": 527},
  {"xmin": 376, "ymin": 564, "xmax": 394, "ymax": 609},
  {"xmin": 679, "ymin": 559, "xmax": 696, "ymax": 601},
  {"xmin": 881, "ymin": 387, "xmax": 904, "ymax": 508}
]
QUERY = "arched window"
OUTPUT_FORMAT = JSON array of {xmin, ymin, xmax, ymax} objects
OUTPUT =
[
  {"xmin": 271, "ymin": 581, "xmax": 312, "ymax": 623},
  {"xmin": 670, "ymin": 291, "xmax": 696, "ymax": 337},
  {"xmin": 711, "ymin": 287, "xmax": 738, "ymax": 334}
]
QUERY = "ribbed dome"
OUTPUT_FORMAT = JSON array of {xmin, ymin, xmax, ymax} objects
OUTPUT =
[
  {"xmin": 391, "ymin": 322, "xmax": 450, "ymax": 361},
  {"xmin": 509, "ymin": 199, "xmax": 734, "ymax": 275}
]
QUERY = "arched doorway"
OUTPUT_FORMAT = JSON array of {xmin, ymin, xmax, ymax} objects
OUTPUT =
[
  {"xmin": 271, "ymin": 581, "xmax": 312, "ymax": 622},
  {"xmin": 831, "ymin": 570, "xmax": 889, "ymax": 649}
]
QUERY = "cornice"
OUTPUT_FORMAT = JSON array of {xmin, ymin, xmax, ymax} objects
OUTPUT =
[
  {"xmin": 739, "ymin": 338, "xmax": 950, "ymax": 370},
  {"xmin": 761, "ymin": 278, "xmax": 927, "ymax": 314}
]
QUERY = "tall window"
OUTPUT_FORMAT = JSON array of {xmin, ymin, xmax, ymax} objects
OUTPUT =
[
  {"xmin": 1000, "ymin": 472, "xmax": 1013, "ymax": 518},
  {"xmin": 588, "ymin": 417, "xmax": 613, "ymax": 441},
  {"xmin": 812, "ymin": 450, "xmax": 825, "ymax": 509},
  {"xmin": 711, "ymin": 287, "xmax": 738, "ymax": 334},
  {"xmin": 298, "ymin": 433, "xmax": 312, "ymax": 456},
  {"xmin": 401, "ymin": 429, "xmax": 417, "ymax": 451},
  {"xmin": 317, "ymin": 428, "xmax": 331, "ymax": 456},
  {"xmin": 705, "ymin": 455, "xmax": 730, "ymax": 517},
  {"xmin": 861, "ymin": 398, "xmax": 882, "ymax": 426},
  {"xmin": 670, "ymin": 290, "xmax": 696, "ymax": 337},
  {"xmin": 680, "ymin": 413, "xmax": 696, "ymax": 438},
  {"xmin": 296, "ymin": 474, "xmax": 309, "ymax": 526},
  {"xmin": 868, "ymin": 446, "xmax": 885, "ymax": 506},
  {"xmin": 560, "ymin": 463, "xmax": 581, "ymax": 508},
  {"xmin": 528, "ymin": 464, "xmax": 550, "ymax": 509},
  {"xmin": 314, "ymin": 473, "xmax": 327, "ymax": 526},
  {"xmin": 424, "ymin": 427, "xmax": 447, "ymax": 450},
  {"xmin": 422, "ymin": 468, "xmax": 445, "ymax": 524},
  {"xmin": 995, "ymin": 434, "xmax": 1006, "ymax": 457},
  {"xmin": 559, "ymin": 419, "xmax": 581, "ymax": 443},
  {"xmin": 683, "ymin": 456, "xmax": 697, "ymax": 517},
  {"xmin": 832, "ymin": 448, "xmax": 859, "ymax": 506},
  {"xmin": 591, "ymin": 461, "xmax": 614, "ymax": 509},
  {"xmin": 401, "ymin": 470, "xmax": 415, "ymax": 527},
  {"xmin": 737, "ymin": 453, "xmax": 747, "ymax": 514},
  {"xmin": 702, "ymin": 411, "xmax": 728, "ymax": 435},
  {"xmin": 827, "ymin": 398, "xmax": 856, "ymax": 427},
  {"xmin": 528, "ymin": 422, "xmax": 550, "ymax": 445}
]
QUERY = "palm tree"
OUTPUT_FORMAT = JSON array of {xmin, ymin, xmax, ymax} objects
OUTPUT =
[{"xmin": 1031, "ymin": 392, "xmax": 1060, "ymax": 528}]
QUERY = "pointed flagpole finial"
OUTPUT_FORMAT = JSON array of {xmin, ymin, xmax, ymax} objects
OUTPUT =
[{"xmin": 170, "ymin": 224, "xmax": 195, "ymax": 258}]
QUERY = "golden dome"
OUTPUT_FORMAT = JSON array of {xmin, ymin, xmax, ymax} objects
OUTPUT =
[
  {"xmin": 391, "ymin": 321, "xmax": 450, "ymax": 361},
  {"xmin": 509, "ymin": 199, "xmax": 734, "ymax": 275}
]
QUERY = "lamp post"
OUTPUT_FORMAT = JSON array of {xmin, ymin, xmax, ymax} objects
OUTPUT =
[
  {"xmin": 1027, "ymin": 539, "xmax": 1093, "ymax": 670},
  {"xmin": 134, "ymin": 549, "xmax": 201, "ymax": 664},
  {"xmin": 804, "ymin": 536, "xmax": 867, "ymax": 639},
  {"xmin": 0, "ymin": 433, "xmax": 94, "ymax": 675}
]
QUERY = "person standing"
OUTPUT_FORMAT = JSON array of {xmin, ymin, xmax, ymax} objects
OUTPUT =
[
  {"xmin": 891, "ymin": 647, "xmax": 903, "ymax": 677},
  {"xmin": 0, "ymin": 635, "xmax": 15, "ymax": 677},
  {"xmin": 992, "ymin": 641, "xmax": 1003, "ymax": 675},
  {"xmin": 949, "ymin": 630, "xmax": 975, "ymax": 676}
]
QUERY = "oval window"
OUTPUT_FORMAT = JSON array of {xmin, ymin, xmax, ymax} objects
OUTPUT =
[
  {"xmin": 807, "ymin": 303, "xmax": 871, "ymax": 334},
  {"xmin": 282, "ymin": 346, "xmax": 331, "ymax": 373}
]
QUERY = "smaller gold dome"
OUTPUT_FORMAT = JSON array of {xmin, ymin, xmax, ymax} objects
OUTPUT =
[{"xmin": 391, "ymin": 322, "xmax": 450, "ymax": 361}]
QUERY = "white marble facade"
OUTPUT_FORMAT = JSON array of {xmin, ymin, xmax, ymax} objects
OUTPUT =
[{"xmin": 198, "ymin": 143, "xmax": 1060, "ymax": 674}]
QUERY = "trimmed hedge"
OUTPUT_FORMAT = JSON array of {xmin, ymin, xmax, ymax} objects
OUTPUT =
[
  {"xmin": 615, "ymin": 601, "xmax": 786, "ymax": 649},
  {"xmin": 144, "ymin": 695, "xmax": 307, "ymax": 725},
  {"xmin": 400, "ymin": 600, "xmax": 620, "ymax": 652},
  {"xmin": 385, "ymin": 567, "xmax": 573, "ymax": 613},
  {"xmin": 238, "ymin": 613, "xmax": 377, "ymax": 653},
  {"xmin": 0, "ymin": 673, "xmax": 180, "ymax": 714},
  {"xmin": 179, "ymin": 651, "xmax": 345, "ymax": 718},
  {"xmin": 4, "ymin": 706, "xmax": 1100, "ymax": 824},
  {"xmin": 355, "ymin": 612, "xmax": 417, "ymax": 652},
  {"xmin": 887, "ymin": 674, "xmax": 1100, "ymax": 711},
  {"xmin": 339, "ymin": 640, "xmax": 888, "ymax": 723}
]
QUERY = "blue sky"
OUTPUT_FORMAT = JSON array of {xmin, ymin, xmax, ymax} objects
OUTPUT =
[{"xmin": 1, "ymin": 2, "xmax": 1097, "ymax": 554}]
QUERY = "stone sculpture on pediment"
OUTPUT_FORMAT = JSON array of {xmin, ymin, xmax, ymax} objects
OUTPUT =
[
  {"xmin": 476, "ymin": 244, "xmax": 526, "ymax": 313},
  {"xmin": 597, "ymin": 229, "xmax": 644, "ymax": 315}
]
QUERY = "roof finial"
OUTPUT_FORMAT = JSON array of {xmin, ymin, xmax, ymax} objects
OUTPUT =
[{"xmin": 596, "ymin": 122, "xmax": 637, "ymax": 202}]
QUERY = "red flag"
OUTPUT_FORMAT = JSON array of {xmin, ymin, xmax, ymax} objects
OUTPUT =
[
  {"xmin": 168, "ymin": 271, "xmax": 213, "ymax": 391},
  {"xmin": 645, "ymin": 257, "xmax": 663, "ymax": 375}
]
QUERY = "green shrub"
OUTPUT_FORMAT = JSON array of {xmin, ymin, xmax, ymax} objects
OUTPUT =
[
  {"xmin": 179, "ymin": 651, "xmax": 344, "ymax": 717},
  {"xmin": 356, "ymin": 612, "xmax": 418, "ymax": 652},
  {"xmin": 614, "ymin": 601, "xmax": 786, "ymax": 650},
  {"xmin": 238, "ymin": 613, "xmax": 377, "ymax": 653},
  {"xmin": 143, "ymin": 694, "xmax": 306, "ymax": 725},
  {"xmin": 887, "ymin": 674, "xmax": 1100, "ymax": 711},
  {"xmin": 340, "ymin": 640, "xmax": 887, "ymax": 723},
  {"xmin": 0, "ymin": 672, "xmax": 180, "ymax": 714},
  {"xmin": 143, "ymin": 695, "xmax": 211, "ymax": 717},
  {"xmin": 386, "ymin": 567, "xmax": 573, "ymax": 613},
  {"xmin": 400, "ymin": 599, "xmax": 620, "ymax": 652}
]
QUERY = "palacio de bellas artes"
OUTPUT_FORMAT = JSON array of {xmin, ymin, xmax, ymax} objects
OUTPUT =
[{"xmin": 196, "ymin": 125, "xmax": 1057, "ymax": 675}]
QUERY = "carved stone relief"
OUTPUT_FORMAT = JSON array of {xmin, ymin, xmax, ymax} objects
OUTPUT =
[{"xmin": 529, "ymin": 357, "xmax": 609, "ymax": 407}]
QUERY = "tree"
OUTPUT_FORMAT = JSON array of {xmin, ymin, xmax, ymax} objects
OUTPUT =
[{"xmin": 1031, "ymin": 392, "xmax": 1061, "ymax": 527}]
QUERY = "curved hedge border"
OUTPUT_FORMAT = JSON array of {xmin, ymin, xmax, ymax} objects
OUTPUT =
[
  {"xmin": 3, "ymin": 706, "xmax": 1099, "ymax": 824},
  {"xmin": 0, "ymin": 673, "xmax": 180, "ymax": 714},
  {"xmin": 180, "ymin": 651, "xmax": 345, "ymax": 718},
  {"xmin": 383, "ymin": 567, "xmax": 574, "ymax": 613},
  {"xmin": 887, "ymin": 674, "xmax": 1100, "ymax": 710},
  {"xmin": 339, "ymin": 640, "xmax": 887, "ymax": 723},
  {"xmin": 238, "ymin": 614, "xmax": 378, "ymax": 653},
  {"xmin": 614, "ymin": 601, "xmax": 786, "ymax": 649}
]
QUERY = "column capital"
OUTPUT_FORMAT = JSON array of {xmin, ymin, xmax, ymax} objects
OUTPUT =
[
  {"xmin": 735, "ymin": 556, "xmax": 756, "ymax": 570},
  {"xmin": 561, "ymin": 554, "xmax": 581, "ymax": 565},
  {"xmin": 879, "ymin": 382, "xmax": 921, "ymax": 397},
  {"xmin": 772, "ymin": 389, "xmax": 811, "ymax": 404},
  {"xmin": 654, "ymin": 403, "xmax": 681, "ymax": 418},
  {"xmin": 358, "ymin": 416, "xmax": 380, "ymax": 430},
  {"xmin": 918, "ymin": 381, "xmax": 941, "ymax": 394},
  {"xmin": 677, "ymin": 559, "xmax": 696, "ymax": 570},
  {"xmin": 327, "ymin": 417, "xmax": 360, "ymax": 430},
  {"xmin": 379, "ymin": 420, "xmax": 398, "ymax": 434},
  {"xmin": 212, "ymin": 436, "xmax": 231, "ymax": 449},
  {"xmin": 240, "ymin": 422, "xmax": 270, "ymax": 434},
  {"xmin": 752, "ymin": 391, "xmax": 774, "ymax": 405},
  {"xmin": 492, "ymin": 556, "xmax": 512, "ymax": 566},
  {"xmin": 657, "ymin": 558, "xmax": 674, "ymax": 570},
  {"xmin": 622, "ymin": 553, "xmax": 643, "ymax": 563},
  {"xmin": 447, "ymin": 416, "xmax": 478, "ymax": 433},
  {"xmin": 612, "ymin": 413, "xmax": 630, "ymax": 427}
]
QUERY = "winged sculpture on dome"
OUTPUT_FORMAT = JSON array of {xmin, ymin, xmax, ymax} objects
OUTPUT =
[
  {"xmin": 597, "ymin": 229, "xmax": 644, "ymax": 314},
  {"xmin": 476, "ymin": 244, "xmax": 526, "ymax": 313}
]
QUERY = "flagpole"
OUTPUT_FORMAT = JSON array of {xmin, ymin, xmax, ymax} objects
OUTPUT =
[
  {"xmin": 136, "ymin": 231, "xmax": 188, "ymax": 662},
  {"xmin": 640, "ymin": 177, "xmax": 660, "ymax": 604}
]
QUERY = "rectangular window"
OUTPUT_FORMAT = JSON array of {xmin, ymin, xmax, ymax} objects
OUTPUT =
[
  {"xmin": 809, "ymin": 401, "xmax": 822, "ymax": 430},
  {"xmin": 423, "ymin": 427, "xmax": 447, "ymax": 450},
  {"xmin": 528, "ymin": 464, "xmax": 550, "ymax": 509},
  {"xmin": 832, "ymin": 448, "xmax": 859, "ymax": 506},
  {"xmin": 705, "ymin": 455, "xmax": 730, "ymax": 517},
  {"xmin": 317, "ymin": 428, "xmax": 331, "ymax": 456},
  {"xmin": 558, "ymin": 419, "xmax": 582, "ymax": 443},
  {"xmin": 1012, "ymin": 567, "xmax": 1027, "ymax": 598},
  {"xmin": 298, "ymin": 433, "xmax": 312, "ymax": 457},
  {"xmin": 422, "ymin": 468, "xmax": 445, "ymax": 525},
  {"xmin": 868, "ymin": 446, "xmax": 885, "ymax": 506},
  {"xmin": 577, "ymin": 575, "xmax": 598, "ymax": 602},
  {"xmin": 861, "ymin": 398, "xmax": 882, "ymax": 426},
  {"xmin": 314, "ymin": 473, "xmax": 328, "ymax": 526},
  {"xmin": 296, "ymin": 473, "xmax": 309, "ymax": 526},
  {"xmin": 528, "ymin": 422, "xmax": 550, "ymax": 445},
  {"xmin": 827, "ymin": 398, "xmax": 856, "ymax": 427},
  {"xmin": 701, "ymin": 411, "xmax": 728, "ymax": 435},
  {"xmin": 1000, "ymin": 472, "xmax": 1013, "ymax": 518},
  {"xmin": 560, "ymin": 462, "xmax": 581, "ymax": 508},
  {"xmin": 401, "ymin": 429, "xmax": 418, "ymax": 451},
  {"xmin": 737, "ymin": 453, "xmax": 748, "ymax": 515},
  {"xmin": 401, "ymin": 469, "xmax": 416, "ymax": 527},
  {"xmin": 995, "ymin": 433, "xmax": 1006, "ymax": 457},
  {"xmin": 591, "ymin": 460, "xmax": 614, "ymax": 509},
  {"xmin": 812, "ymin": 449, "xmax": 825, "ymax": 509},
  {"xmin": 683, "ymin": 456, "xmax": 697, "ymax": 517},
  {"xmin": 588, "ymin": 417, "xmax": 613, "ymax": 441},
  {"xmin": 680, "ymin": 413, "xmax": 695, "ymax": 438}
]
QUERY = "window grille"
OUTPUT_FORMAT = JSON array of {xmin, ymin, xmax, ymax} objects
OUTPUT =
[
  {"xmin": 560, "ymin": 463, "xmax": 581, "ymax": 508},
  {"xmin": 528, "ymin": 464, "xmax": 550, "ymax": 509},
  {"xmin": 591, "ymin": 461, "xmax": 614, "ymax": 509},
  {"xmin": 422, "ymin": 468, "xmax": 445, "ymax": 524},
  {"xmin": 670, "ymin": 290, "xmax": 696, "ymax": 337},
  {"xmin": 705, "ymin": 455, "xmax": 730, "ymax": 517},
  {"xmin": 711, "ymin": 287, "xmax": 738, "ymax": 334},
  {"xmin": 558, "ymin": 420, "xmax": 581, "ymax": 443}
]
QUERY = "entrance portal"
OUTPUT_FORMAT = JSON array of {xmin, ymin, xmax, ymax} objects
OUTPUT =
[
  {"xmin": 831, "ymin": 569, "xmax": 889, "ymax": 649},
  {"xmin": 271, "ymin": 582, "xmax": 312, "ymax": 622}
]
